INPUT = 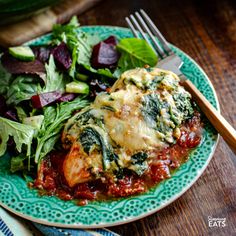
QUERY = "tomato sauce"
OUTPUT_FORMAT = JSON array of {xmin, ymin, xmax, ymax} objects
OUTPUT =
[{"xmin": 34, "ymin": 111, "xmax": 202, "ymax": 205}]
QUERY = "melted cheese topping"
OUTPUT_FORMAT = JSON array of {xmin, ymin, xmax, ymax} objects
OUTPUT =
[
  {"xmin": 93, "ymin": 86, "xmax": 165, "ymax": 151},
  {"xmin": 62, "ymin": 68, "xmax": 193, "ymax": 186}
]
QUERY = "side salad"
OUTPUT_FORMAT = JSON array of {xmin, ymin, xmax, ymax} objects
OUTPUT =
[{"xmin": 0, "ymin": 17, "xmax": 158, "ymax": 175}]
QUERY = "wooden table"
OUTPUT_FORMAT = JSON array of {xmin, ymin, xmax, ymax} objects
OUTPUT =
[{"xmin": 78, "ymin": 0, "xmax": 236, "ymax": 235}]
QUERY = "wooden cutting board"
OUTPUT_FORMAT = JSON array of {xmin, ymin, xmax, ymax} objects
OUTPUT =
[{"xmin": 0, "ymin": 0, "xmax": 101, "ymax": 47}]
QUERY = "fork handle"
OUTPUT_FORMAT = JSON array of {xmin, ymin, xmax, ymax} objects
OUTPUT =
[{"xmin": 182, "ymin": 78, "xmax": 236, "ymax": 155}]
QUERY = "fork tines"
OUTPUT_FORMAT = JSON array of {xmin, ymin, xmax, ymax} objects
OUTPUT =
[{"xmin": 126, "ymin": 9, "xmax": 172, "ymax": 58}]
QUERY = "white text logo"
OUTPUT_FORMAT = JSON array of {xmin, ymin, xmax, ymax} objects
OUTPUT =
[{"xmin": 208, "ymin": 216, "xmax": 226, "ymax": 228}]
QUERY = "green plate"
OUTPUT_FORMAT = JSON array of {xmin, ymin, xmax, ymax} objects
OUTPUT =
[{"xmin": 0, "ymin": 26, "xmax": 219, "ymax": 228}]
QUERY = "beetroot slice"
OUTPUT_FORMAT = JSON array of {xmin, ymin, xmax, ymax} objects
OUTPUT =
[
  {"xmin": 1, "ymin": 52, "xmax": 45, "ymax": 75},
  {"xmin": 52, "ymin": 43, "xmax": 72, "ymax": 70},
  {"xmin": 32, "ymin": 46, "xmax": 53, "ymax": 63},
  {"xmin": 57, "ymin": 93, "xmax": 77, "ymax": 103},
  {"xmin": 31, "ymin": 91, "xmax": 62, "ymax": 109},
  {"xmin": 91, "ymin": 36, "xmax": 119, "ymax": 69},
  {"xmin": 103, "ymin": 35, "xmax": 118, "ymax": 45}
]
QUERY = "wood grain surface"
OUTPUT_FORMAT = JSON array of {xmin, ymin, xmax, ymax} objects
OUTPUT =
[
  {"xmin": 76, "ymin": 0, "xmax": 236, "ymax": 235},
  {"xmin": 0, "ymin": 0, "xmax": 101, "ymax": 47},
  {"xmin": 182, "ymin": 78, "xmax": 236, "ymax": 155}
]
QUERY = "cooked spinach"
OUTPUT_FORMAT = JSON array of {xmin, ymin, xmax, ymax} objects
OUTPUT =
[
  {"xmin": 114, "ymin": 168, "xmax": 125, "ymax": 179},
  {"xmin": 79, "ymin": 126, "xmax": 101, "ymax": 154},
  {"xmin": 74, "ymin": 109, "xmax": 93, "ymax": 125},
  {"xmin": 100, "ymin": 105, "xmax": 116, "ymax": 112},
  {"xmin": 75, "ymin": 109, "xmax": 104, "ymax": 127},
  {"xmin": 141, "ymin": 93, "xmax": 171, "ymax": 134},
  {"xmin": 79, "ymin": 126, "xmax": 117, "ymax": 170},
  {"xmin": 169, "ymin": 106, "xmax": 181, "ymax": 125},
  {"xmin": 130, "ymin": 152, "xmax": 148, "ymax": 176},
  {"xmin": 141, "ymin": 89, "xmax": 194, "ymax": 143},
  {"xmin": 145, "ymin": 75, "xmax": 164, "ymax": 90},
  {"xmin": 141, "ymin": 93, "xmax": 161, "ymax": 129},
  {"xmin": 156, "ymin": 115, "xmax": 173, "ymax": 134},
  {"xmin": 131, "ymin": 152, "xmax": 148, "ymax": 164},
  {"xmin": 173, "ymin": 92, "xmax": 194, "ymax": 120}
]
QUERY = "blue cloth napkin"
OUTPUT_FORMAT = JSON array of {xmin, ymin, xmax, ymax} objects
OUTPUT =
[
  {"xmin": 0, "ymin": 207, "xmax": 119, "ymax": 236},
  {"xmin": 0, "ymin": 217, "xmax": 14, "ymax": 236},
  {"xmin": 33, "ymin": 223, "xmax": 119, "ymax": 236}
]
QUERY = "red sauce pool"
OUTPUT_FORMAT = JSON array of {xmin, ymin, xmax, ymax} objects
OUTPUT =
[{"xmin": 34, "ymin": 112, "xmax": 202, "ymax": 205}]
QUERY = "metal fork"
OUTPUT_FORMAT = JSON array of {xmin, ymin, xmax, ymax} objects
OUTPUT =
[{"xmin": 126, "ymin": 9, "xmax": 236, "ymax": 154}]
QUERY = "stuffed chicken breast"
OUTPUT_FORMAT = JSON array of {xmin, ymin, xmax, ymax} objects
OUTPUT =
[{"xmin": 61, "ymin": 67, "xmax": 195, "ymax": 187}]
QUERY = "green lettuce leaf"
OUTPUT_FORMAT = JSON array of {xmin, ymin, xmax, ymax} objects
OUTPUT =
[
  {"xmin": 82, "ymin": 64, "xmax": 115, "ymax": 79},
  {"xmin": 69, "ymin": 31, "xmax": 93, "ymax": 78},
  {"xmin": 52, "ymin": 17, "xmax": 99, "ymax": 78},
  {"xmin": 35, "ymin": 96, "xmax": 90, "ymax": 163},
  {"xmin": 116, "ymin": 38, "xmax": 158, "ymax": 73},
  {"xmin": 52, "ymin": 16, "xmax": 80, "ymax": 46},
  {"xmin": 0, "ymin": 117, "xmax": 35, "ymax": 157},
  {"xmin": 52, "ymin": 17, "xmax": 94, "ymax": 78},
  {"xmin": 43, "ymin": 55, "xmax": 68, "ymax": 92},
  {"xmin": 15, "ymin": 106, "xmax": 27, "ymax": 122},
  {"xmin": 0, "ymin": 61, "xmax": 14, "ymax": 95},
  {"xmin": 6, "ymin": 75, "xmax": 41, "ymax": 105},
  {"xmin": 5, "ymin": 56, "xmax": 67, "ymax": 106}
]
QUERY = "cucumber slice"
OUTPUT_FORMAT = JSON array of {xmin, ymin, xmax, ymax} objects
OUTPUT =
[
  {"xmin": 9, "ymin": 46, "xmax": 35, "ymax": 61},
  {"xmin": 76, "ymin": 73, "xmax": 89, "ymax": 81},
  {"xmin": 23, "ymin": 115, "xmax": 44, "ymax": 130},
  {"xmin": 66, "ymin": 81, "xmax": 89, "ymax": 94}
]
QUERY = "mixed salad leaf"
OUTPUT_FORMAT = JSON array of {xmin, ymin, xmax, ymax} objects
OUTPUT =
[
  {"xmin": 116, "ymin": 38, "xmax": 157, "ymax": 72},
  {"xmin": 0, "ymin": 62, "xmax": 12, "ymax": 95},
  {"xmin": 34, "ymin": 96, "xmax": 89, "ymax": 164},
  {"xmin": 43, "ymin": 55, "xmax": 68, "ymax": 92},
  {"xmin": 0, "ymin": 16, "xmax": 158, "ymax": 174},
  {"xmin": 0, "ymin": 117, "xmax": 35, "ymax": 157},
  {"xmin": 6, "ymin": 75, "xmax": 40, "ymax": 105}
]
